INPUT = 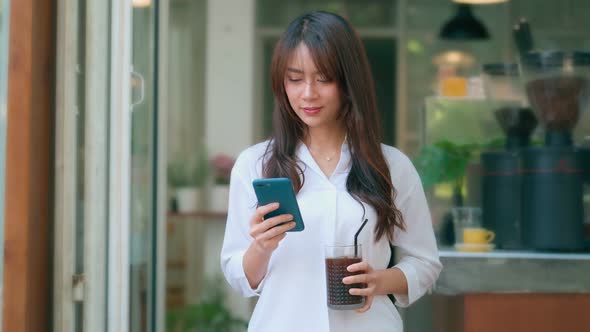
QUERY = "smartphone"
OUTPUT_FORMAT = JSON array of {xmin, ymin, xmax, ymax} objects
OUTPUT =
[{"xmin": 252, "ymin": 177, "xmax": 305, "ymax": 232}]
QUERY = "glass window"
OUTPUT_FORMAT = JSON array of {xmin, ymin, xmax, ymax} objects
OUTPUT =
[
  {"xmin": 74, "ymin": 1, "xmax": 86, "ymax": 330},
  {"xmin": 130, "ymin": 2, "xmax": 159, "ymax": 331},
  {"xmin": 257, "ymin": 0, "xmax": 397, "ymax": 28}
]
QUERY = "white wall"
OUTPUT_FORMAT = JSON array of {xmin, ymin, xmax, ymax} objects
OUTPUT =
[
  {"xmin": 204, "ymin": 0, "xmax": 257, "ymax": 321},
  {"xmin": 167, "ymin": 0, "xmax": 206, "ymax": 161},
  {"xmin": 205, "ymin": 0, "xmax": 256, "ymax": 157}
]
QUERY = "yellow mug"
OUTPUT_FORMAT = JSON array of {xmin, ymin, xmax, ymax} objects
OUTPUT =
[{"xmin": 463, "ymin": 227, "xmax": 495, "ymax": 244}]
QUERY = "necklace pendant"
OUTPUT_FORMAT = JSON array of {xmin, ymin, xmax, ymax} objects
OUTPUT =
[{"xmin": 326, "ymin": 157, "xmax": 332, "ymax": 161}]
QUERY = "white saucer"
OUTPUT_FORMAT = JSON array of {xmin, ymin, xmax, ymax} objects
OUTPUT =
[{"xmin": 454, "ymin": 243, "xmax": 495, "ymax": 252}]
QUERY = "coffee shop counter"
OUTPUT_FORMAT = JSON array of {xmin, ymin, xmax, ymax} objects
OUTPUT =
[
  {"xmin": 424, "ymin": 247, "xmax": 590, "ymax": 332},
  {"xmin": 435, "ymin": 247, "xmax": 590, "ymax": 294}
]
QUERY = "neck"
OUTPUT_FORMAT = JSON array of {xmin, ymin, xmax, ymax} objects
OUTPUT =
[{"xmin": 303, "ymin": 124, "xmax": 347, "ymax": 153}]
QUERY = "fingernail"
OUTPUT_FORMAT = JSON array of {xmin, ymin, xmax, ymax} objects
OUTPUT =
[{"xmin": 272, "ymin": 202, "xmax": 279, "ymax": 207}]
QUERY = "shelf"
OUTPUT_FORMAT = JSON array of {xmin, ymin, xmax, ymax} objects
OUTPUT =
[{"xmin": 167, "ymin": 211, "xmax": 227, "ymax": 220}]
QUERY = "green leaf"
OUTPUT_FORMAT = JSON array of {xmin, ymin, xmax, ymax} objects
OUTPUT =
[
  {"xmin": 413, "ymin": 138, "xmax": 504, "ymax": 189},
  {"xmin": 167, "ymin": 146, "xmax": 210, "ymax": 187}
]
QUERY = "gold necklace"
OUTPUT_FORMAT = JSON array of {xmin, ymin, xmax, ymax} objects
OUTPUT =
[
  {"xmin": 307, "ymin": 134, "xmax": 346, "ymax": 162},
  {"xmin": 325, "ymin": 152, "xmax": 337, "ymax": 162},
  {"xmin": 309, "ymin": 147, "xmax": 338, "ymax": 162}
]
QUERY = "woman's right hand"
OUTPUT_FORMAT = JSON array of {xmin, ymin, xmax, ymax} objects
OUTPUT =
[
  {"xmin": 243, "ymin": 202, "xmax": 295, "ymax": 289},
  {"xmin": 249, "ymin": 202, "xmax": 296, "ymax": 256}
]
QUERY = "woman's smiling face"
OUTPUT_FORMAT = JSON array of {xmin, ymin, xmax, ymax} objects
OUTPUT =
[{"xmin": 284, "ymin": 43, "xmax": 343, "ymax": 131}]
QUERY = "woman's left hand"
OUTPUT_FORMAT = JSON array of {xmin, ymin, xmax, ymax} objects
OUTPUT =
[{"xmin": 343, "ymin": 261, "xmax": 377, "ymax": 313}]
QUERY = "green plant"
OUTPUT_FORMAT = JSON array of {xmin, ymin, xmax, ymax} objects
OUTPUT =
[
  {"xmin": 168, "ymin": 148, "xmax": 209, "ymax": 188},
  {"xmin": 414, "ymin": 139, "xmax": 504, "ymax": 244},
  {"xmin": 413, "ymin": 138, "xmax": 504, "ymax": 203},
  {"xmin": 166, "ymin": 277, "xmax": 248, "ymax": 332}
]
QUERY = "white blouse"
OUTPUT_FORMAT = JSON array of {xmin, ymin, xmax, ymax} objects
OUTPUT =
[{"xmin": 220, "ymin": 140, "xmax": 442, "ymax": 332}]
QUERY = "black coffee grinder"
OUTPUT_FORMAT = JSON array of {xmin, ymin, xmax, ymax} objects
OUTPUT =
[
  {"xmin": 480, "ymin": 63, "xmax": 537, "ymax": 249},
  {"xmin": 520, "ymin": 51, "xmax": 590, "ymax": 251}
]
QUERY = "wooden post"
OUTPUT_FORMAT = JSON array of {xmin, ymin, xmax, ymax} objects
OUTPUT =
[{"xmin": 3, "ymin": 0, "xmax": 55, "ymax": 331}]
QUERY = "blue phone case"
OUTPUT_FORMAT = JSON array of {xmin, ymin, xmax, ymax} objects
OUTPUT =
[{"xmin": 252, "ymin": 177, "xmax": 305, "ymax": 232}]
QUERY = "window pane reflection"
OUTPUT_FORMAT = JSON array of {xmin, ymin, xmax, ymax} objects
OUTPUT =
[{"xmin": 130, "ymin": 2, "xmax": 157, "ymax": 331}]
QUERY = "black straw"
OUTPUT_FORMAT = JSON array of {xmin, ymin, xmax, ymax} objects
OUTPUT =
[
  {"xmin": 353, "ymin": 197, "xmax": 369, "ymax": 258},
  {"xmin": 354, "ymin": 219, "xmax": 368, "ymax": 257}
]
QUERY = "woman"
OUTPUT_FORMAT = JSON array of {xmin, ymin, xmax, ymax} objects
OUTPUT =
[{"xmin": 220, "ymin": 11, "xmax": 442, "ymax": 332}]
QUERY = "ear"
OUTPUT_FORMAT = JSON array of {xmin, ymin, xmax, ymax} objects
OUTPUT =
[
  {"xmin": 339, "ymin": 101, "xmax": 352, "ymax": 119},
  {"xmin": 341, "ymin": 89, "xmax": 353, "ymax": 107}
]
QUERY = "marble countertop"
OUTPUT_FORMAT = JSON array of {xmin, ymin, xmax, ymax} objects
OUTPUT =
[{"xmin": 433, "ymin": 247, "xmax": 590, "ymax": 295}]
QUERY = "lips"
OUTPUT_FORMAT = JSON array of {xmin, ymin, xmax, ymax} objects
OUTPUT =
[{"xmin": 302, "ymin": 107, "xmax": 322, "ymax": 115}]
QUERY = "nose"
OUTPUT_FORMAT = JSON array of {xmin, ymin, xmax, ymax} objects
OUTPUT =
[{"xmin": 302, "ymin": 80, "xmax": 318, "ymax": 100}]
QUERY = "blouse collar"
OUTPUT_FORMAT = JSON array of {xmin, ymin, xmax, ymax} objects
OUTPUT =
[{"xmin": 295, "ymin": 137, "xmax": 352, "ymax": 180}]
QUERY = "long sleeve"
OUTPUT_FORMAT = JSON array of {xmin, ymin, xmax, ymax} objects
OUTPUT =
[
  {"xmin": 219, "ymin": 152, "xmax": 265, "ymax": 297},
  {"xmin": 391, "ymin": 161, "xmax": 443, "ymax": 307}
]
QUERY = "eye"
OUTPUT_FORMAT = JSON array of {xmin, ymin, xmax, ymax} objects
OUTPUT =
[
  {"xmin": 317, "ymin": 76, "xmax": 331, "ymax": 83},
  {"xmin": 287, "ymin": 77, "xmax": 302, "ymax": 83}
]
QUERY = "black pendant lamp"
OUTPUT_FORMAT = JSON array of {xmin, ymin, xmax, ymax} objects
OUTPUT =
[{"xmin": 439, "ymin": 4, "xmax": 490, "ymax": 40}]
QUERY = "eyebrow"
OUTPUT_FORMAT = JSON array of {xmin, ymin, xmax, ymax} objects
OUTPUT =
[
  {"xmin": 287, "ymin": 68, "xmax": 304, "ymax": 74},
  {"xmin": 286, "ymin": 67, "xmax": 320, "ymax": 75}
]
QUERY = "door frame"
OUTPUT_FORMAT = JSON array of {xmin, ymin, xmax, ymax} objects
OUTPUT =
[
  {"xmin": 53, "ymin": 0, "xmax": 133, "ymax": 330},
  {"xmin": 54, "ymin": 0, "xmax": 169, "ymax": 330},
  {"xmin": 108, "ymin": 0, "xmax": 133, "ymax": 330},
  {"xmin": 155, "ymin": 0, "xmax": 169, "ymax": 330},
  {"xmin": 53, "ymin": 0, "xmax": 81, "ymax": 330}
]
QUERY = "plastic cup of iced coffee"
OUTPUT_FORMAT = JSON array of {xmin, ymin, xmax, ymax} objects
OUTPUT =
[{"xmin": 324, "ymin": 244, "xmax": 365, "ymax": 310}]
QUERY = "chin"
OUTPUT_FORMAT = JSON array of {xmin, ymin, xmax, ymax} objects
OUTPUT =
[
  {"xmin": 295, "ymin": 111, "xmax": 337, "ymax": 129},
  {"xmin": 299, "ymin": 117, "xmax": 326, "ymax": 128}
]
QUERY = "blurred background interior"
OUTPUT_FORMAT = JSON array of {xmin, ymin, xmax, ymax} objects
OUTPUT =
[
  {"xmin": 1, "ymin": 0, "xmax": 590, "ymax": 331},
  {"xmin": 157, "ymin": 1, "xmax": 590, "ymax": 331}
]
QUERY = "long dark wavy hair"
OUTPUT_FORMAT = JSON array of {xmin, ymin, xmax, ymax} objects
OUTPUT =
[{"xmin": 262, "ymin": 11, "xmax": 405, "ymax": 242}]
